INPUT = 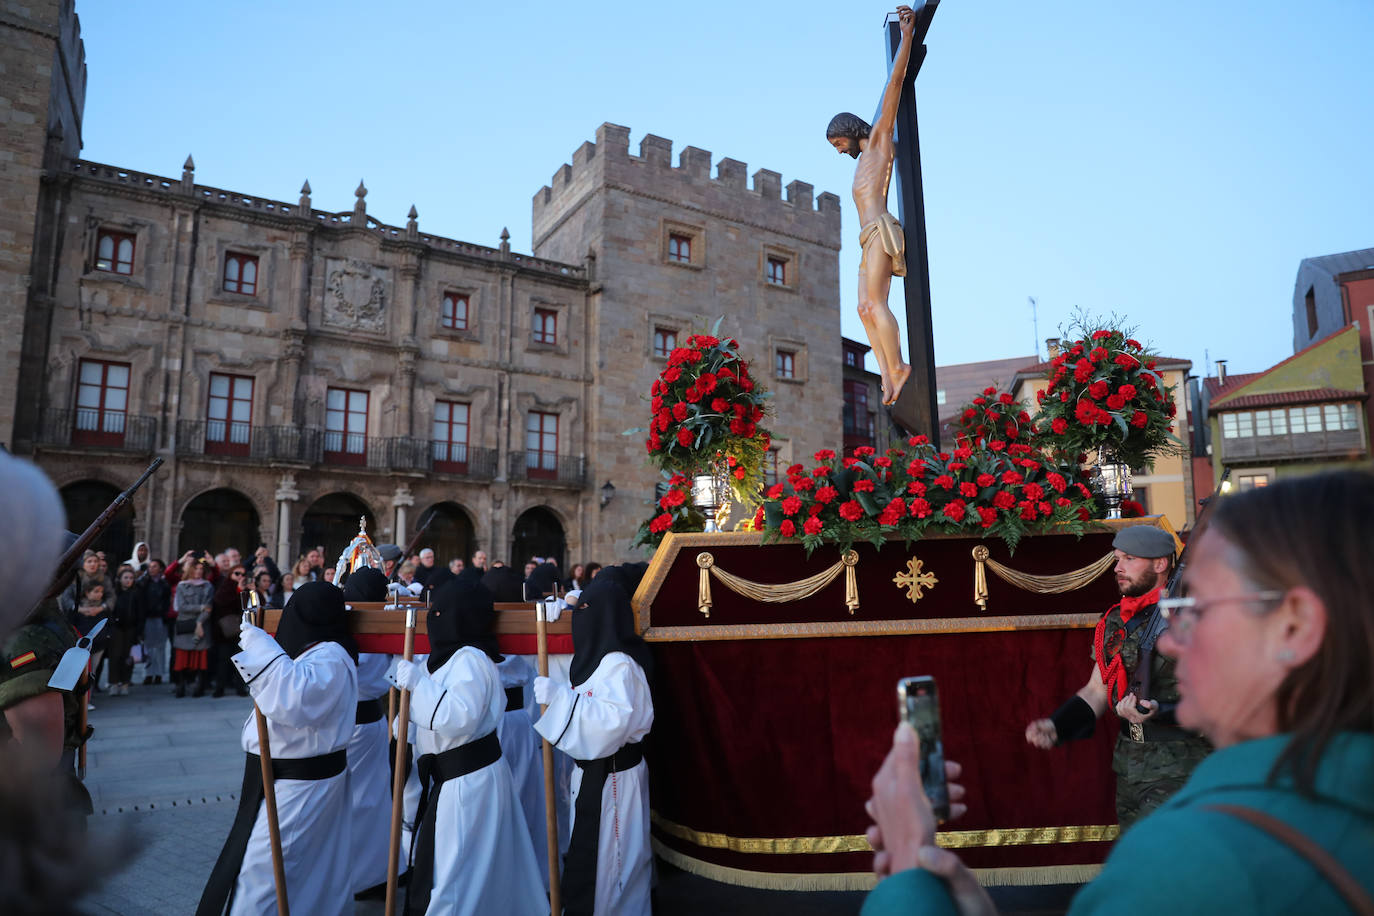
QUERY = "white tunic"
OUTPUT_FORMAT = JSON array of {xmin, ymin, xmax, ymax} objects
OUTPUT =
[
  {"xmin": 348, "ymin": 652, "xmax": 394, "ymax": 893},
  {"xmin": 534, "ymin": 652, "xmax": 654, "ymax": 916},
  {"xmin": 408, "ymin": 646, "xmax": 547, "ymax": 916},
  {"xmin": 230, "ymin": 639, "xmax": 357, "ymax": 916},
  {"xmin": 496, "ymin": 654, "xmax": 549, "ymax": 889}
]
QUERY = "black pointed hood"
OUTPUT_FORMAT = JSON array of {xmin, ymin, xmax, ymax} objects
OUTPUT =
[
  {"xmin": 341, "ymin": 566, "xmax": 389, "ymax": 603},
  {"xmin": 426, "ymin": 575, "xmax": 501, "ymax": 671},
  {"xmin": 274, "ymin": 580, "xmax": 358, "ymax": 663},
  {"xmin": 569, "ymin": 564, "xmax": 651, "ymax": 687}
]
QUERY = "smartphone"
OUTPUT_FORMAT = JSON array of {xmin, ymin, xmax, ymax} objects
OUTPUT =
[{"xmin": 897, "ymin": 675, "xmax": 950, "ymax": 822}]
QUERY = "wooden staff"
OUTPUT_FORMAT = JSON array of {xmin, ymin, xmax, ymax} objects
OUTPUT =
[
  {"xmin": 385, "ymin": 600, "xmax": 419, "ymax": 916},
  {"xmin": 248, "ymin": 593, "xmax": 289, "ymax": 916},
  {"xmin": 536, "ymin": 595, "xmax": 562, "ymax": 916}
]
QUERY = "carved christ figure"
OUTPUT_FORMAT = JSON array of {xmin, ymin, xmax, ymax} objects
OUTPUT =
[{"xmin": 827, "ymin": 5, "xmax": 916, "ymax": 405}]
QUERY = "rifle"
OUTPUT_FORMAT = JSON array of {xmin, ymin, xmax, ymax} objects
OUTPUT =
[
  {"xmin": 1129, "ymin": 467, "xmax": 1231, "ymax": 710},
  {"xmin": 40, "ymin": 457, "xmax": 164, "ymax": 605},
  {"xmin": 392, "ymin": 507, "xmax": 437, "ymax": 583}
]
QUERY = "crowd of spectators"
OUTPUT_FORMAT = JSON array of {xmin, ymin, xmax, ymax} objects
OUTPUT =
[{"xmin": 63, "ymin": 540, "xmax": 607, "ymax": 702}]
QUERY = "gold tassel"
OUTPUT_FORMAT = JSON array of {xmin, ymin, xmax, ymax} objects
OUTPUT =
[
  {"xmin": 842, "ymin": 550, "xmax": 859, "ymax": 614},
  {"xmin": 696, "ymin": 552, "xmax": 714, "ymax": 618},
  {"xmin": 972, "ymin": 545, "xmax": 990, "ymax": 610}
]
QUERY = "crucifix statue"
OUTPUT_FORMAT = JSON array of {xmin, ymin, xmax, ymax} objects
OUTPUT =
[{"xmin": 827, "ymin": 3, "xmax": 941, "ymax": 444}]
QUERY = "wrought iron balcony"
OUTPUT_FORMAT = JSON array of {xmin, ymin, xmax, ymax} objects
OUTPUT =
[
  {"xmin": 507, "ymin": 451, "xmax": 587, "ymax": 487},
  {"xmin": 176, "ymin": 420, "xmax": 323, "ymax": 463},
  {"xmin": 37, "ymin": 408, "xmax": 158, "ymax": 453}
]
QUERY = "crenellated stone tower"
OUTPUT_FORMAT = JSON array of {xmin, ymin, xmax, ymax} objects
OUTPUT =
[{"xmin": 533, "ymin": 123, "xmax": 844, "ymax": 557}]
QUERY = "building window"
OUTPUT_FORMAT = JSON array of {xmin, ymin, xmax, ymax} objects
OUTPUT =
[
  {"xmin": 206, "ymin": 373, "xmax": 253, "ymax": 456},
  {"xmin": 223, "ymin": 252, "xmax": 258, "ymax": 296},
  {"xmin": 766, "ymin": 256, "xmax": 788, "ymax": 286},
  {"xmin": 95, "ymin": 229, "xmax": 135, "ymax": 275},
  {"xmin": 1254, "ymin": 408, "xmax": 1287, "ymax": 437},
  {"xmin": 1132, "ymin": 485, "xmax": 1152, "ymax": 515},
  {"xmin": 1305, "ymin": 286, "xmax": 1317, "ymax": 339},
  {"xmin": 775, "ymin": 349, "xmax": 796, "ymax": 379},
  {"xmin": 1237, "ymin": 473, "xmax": 1270, "ymax": 491},
  {"xmin": 653, "ymin": 327, "xmax": 677, "ymax": 358},
  {"xmin": 433, "ymin": 401, "xmax": 470, "ymax": 472},
  {"xmin": 442, "ymin": 292, "xmax": 469, "ymax": 330},
  {"xmin": 667, "ymin": 234, "xmax": 692, "ymax": 264},
  {"xmin": 844, "ymin": 379, "xmax": 874, "ymax": 450},
  {"xmin": 74, "ymin": 359, "xmax": 130, "ymax": 446},
  {"xmin": 526, "ymin": 411, "xmax": 559, "ymax": 479},
  {"xmin": 1220, "ymin": 412, "xmax": 1254, "ymax": 439},
  {"xmin": 325, "ymin": 387, "xmax": 368, "ymax": 465},
  {"xmin": 764, "ymin": 448, "xmax": 779, "ymax": 486},
  {"xmin": 844, "ymin": 349, "xmax": 857, "ymax": 368},
  {"xmin": 1337, "ymin": 403, "xmax": 1358, "ymax": 430},
  {"xmin": 533, "ymin": 308, "xmax": 558, "ymax": 345},
  {"xmin": 937, "ymin": 389, "xmax": 947, "ymax": 406}
]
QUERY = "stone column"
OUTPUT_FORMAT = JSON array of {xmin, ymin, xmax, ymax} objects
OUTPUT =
[
  {"xmin": 392, "ymin": 485, "xmax": 414, "ymax": 546},
  {"xmin": 275, "ymin": 473, "xmax": 300, "ymax": 563}
]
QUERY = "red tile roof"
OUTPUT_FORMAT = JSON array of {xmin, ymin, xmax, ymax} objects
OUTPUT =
[
  {"xmin": 1207, "ymin": 323, "xmax": 1361, "ymax": 405},
  {"xmin": 1209, "ymin": 388, "xmax": 1366, "ymax": 411},
  {"xmin": 1203, "ymin": 372, "xmax": 1263, "ymax": 400}
]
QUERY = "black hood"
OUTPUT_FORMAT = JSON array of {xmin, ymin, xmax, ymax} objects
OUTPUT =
[
  {"xmin": 426, "ymin": 576, "xmax": 501, "ymax": 671},
  {"xmin": 274, "ymin": 581, "xmax": 358, "ymax": 663},
  {"xmin": 481, "ymin": 566, "xmax": 524, "ymax": 603},
  {"xmin": 342, "ymin": 566, "xmax": 389, "ymax": 603},
  {"xmin": 569, "ymin": 565, "xmax": 652, "ymax": 687},
  {"xmin": 526, "ymin": 562, "xmax": 561, "ymax": 598}
]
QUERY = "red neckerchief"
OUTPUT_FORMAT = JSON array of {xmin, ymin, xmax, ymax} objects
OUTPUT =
[{"xmin": 1094, "ymin": 586, "xmax": 1162, "ymax": 700}]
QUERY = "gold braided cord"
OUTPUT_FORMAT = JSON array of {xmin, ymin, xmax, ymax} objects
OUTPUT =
[
  {"xmin": 697, "ymin": 550, "xmax": 860, "ymax": 616},
  {"xmin": 983, "ymin": 550, "xmax": 1115, "ymax": 595}
]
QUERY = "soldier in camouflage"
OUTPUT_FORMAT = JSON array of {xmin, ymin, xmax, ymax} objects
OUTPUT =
[{"xmin": 1025, "ymin": 525, "xmax": 1212, "ymax": 828}]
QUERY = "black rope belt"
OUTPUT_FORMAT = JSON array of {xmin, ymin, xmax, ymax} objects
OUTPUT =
[
  {"xmin": 576, "ymin": 740, "xmax": 644, "ymax": 773},
  {"xmin": 247, "ymin": 748, "xmax": 347, "ymax": 781},
  {"xmin": 505, "ymin": 686, "xmax": 524, "ymax": 712},
  {"xmin": 356, "ymin": 697, "xmax": 384, "ymax": 725}
]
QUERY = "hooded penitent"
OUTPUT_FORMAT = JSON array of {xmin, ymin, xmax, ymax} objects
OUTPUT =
[
  {"xmin": 569, "ymin": 564, "xmax": 652, "ymax": 687},
  {"xmin": 341, "ymin": 566, "xmax": 389, "ymax": 603},
  {"xmin": 525, "ymin": 562, "xmax": 561, "ymax": 599},
  {"xmin": 481, "ymin": 566, "xmax": 524, "ymax": 603},
  {"xmin": 274, "ymin": 581, "xmax": 359, "ymax": 663},
  {"xmin": 426, "ymin": 576, "xmax": 501, "ymax": 671}
]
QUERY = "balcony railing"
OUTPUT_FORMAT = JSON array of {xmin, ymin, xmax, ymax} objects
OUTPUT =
[
  {"xmin": 174, "ymin": 420, "xmax": 497, "ymax": 478},
  {"xmin": 508, "ymin": 451, "xmax": 587, "ymax": 486},
  {"xmin": 1221, "ymin": 428, "xmax": 1365, "ymax": 462},
  {"xmin": 38, "ymin": 408, "xmax": 158, "ymax": 452}
]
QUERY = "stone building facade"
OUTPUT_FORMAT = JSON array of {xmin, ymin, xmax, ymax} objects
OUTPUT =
[{"xmin": 3, "ymin": 3, "xmax": 843, "ymax": 568}]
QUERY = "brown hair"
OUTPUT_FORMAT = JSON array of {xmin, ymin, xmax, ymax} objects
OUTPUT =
[{"xmin": 1207, "ymin": 469, "xmax": 1374, "ymax": 793}]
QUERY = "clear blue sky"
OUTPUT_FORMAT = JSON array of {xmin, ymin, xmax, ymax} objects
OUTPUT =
[{"xmin": 77, "ymin": 0, "xmax": 1373, "ymax": 380}]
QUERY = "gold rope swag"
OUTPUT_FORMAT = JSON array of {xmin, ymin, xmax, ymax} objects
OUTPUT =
[
  {"xmin": 971, "ymin": 546, "xmax": 1115, "ymax": 610},
  {"xmin": 697, "ymin": 550, "xmax": 859, "ymax": 618}
]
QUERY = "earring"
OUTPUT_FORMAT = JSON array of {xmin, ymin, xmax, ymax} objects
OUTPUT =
[{"xmin": 1277, "ymin": 648, "xmax": 1296, "ymax": 664}]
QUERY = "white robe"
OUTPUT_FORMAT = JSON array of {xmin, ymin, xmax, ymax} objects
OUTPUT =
[
  {"xmin": 230, "ymin": 639, "xmax": 357, "ymax": 916},
  {"xmin": 348, "ymin": 652, "xmax": 393, "ymax": 893},
  {"xmin": 408, "ymin": 646, "xmax": 547, "ymax": 916},
  {"xmin": 534, "ymin": 652, "xmax": 654, "ymax": 916},
  {"xmin": 496, "ymin": 654, "xmax": 549, "ymax": 889}
]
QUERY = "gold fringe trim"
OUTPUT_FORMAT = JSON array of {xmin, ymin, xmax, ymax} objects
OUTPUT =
[
  {"xmin": 973, "ymin": 547, "xmax": 1115, "ymax": 609},
  {"xmin": 642, "ymin": 611, "xmax": 1101, "ymax": 643},
  {"xmin": 652, "ymin": 812, "xmax": 1118, "ymax": 854},
  {"xmin": 695, "ymin": 549, "xmax": 859, "ymax": 618},
  {"xmin": 652, "ymin": 839, "xmax": 1105, "ymax": 891}
]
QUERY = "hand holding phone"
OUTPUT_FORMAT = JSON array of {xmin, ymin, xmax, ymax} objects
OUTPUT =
[{"xmin": 897, "ymin": 675, "xmax": 950, "ymax": 822}]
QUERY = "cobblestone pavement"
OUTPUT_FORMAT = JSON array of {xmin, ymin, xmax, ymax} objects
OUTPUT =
[{"xmin": 73, "ymin": 674, "xmax": 1076, "ymax": 915}]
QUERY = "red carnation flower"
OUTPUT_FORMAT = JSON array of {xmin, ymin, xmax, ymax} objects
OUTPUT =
[
  {"xmin": 992, "ymin": 490, "xmax": 1016, "ymax": 510},
  {"xmin": 1051, "ymin": 417, "xmax": 1069, "ymax": 435},
  {"xmin": 977, "ymin": 506, "xmax": 998, "ymax": 528},
  {"xmin": 942, "ymin": 500, "xmax": 967, "ymax": 522},
  {"xmin": 1130, "ymin": 410, "xmax": 1148, "ymax": 428},
  {"xmin": 1115, "ymin": 354, "xmax": 1140, "ymax": 369},
  {"xmin": 672, "ymin": 402, "xmax": 688, "ymax": 421},
  {"xmin": 998, "ymin": 393, "xmax": 1015, "ymax": 405},
  {"xmin": 767, "ymin": 484, "xmax": 785, "ymax": 499},
  {"xmin": 793, "ymin": 476, "xmax": 815, "ymax": 492},
  {"xmin": 685, "ymin": 385, "xmax": 703, "ymax": 403},
  {"xmin": 803, "ymin": 516, "xmax": 823, "ymax": 536},
  {"xmin": 753, "ymin": 506, "xmax": 765, "ymax": 529},
  {"xmin": 907, "ymin": 435, "xmax": 929, "ymax": 446},
  {"xmin": 1091, "ymin": 329, "xmax": 1112, "ymax": 340},
  {"xmin": 1055, "ymin": 497, "xmax": 1072, "ymax": 508},
  {"xmin": 662, "ymin": 367, "xmax": 681, "ymax": 383},
  {"xmin": 1022, "ymin": 483, "xmax": 1045, "ymax": 501},
  {"xmin": 933, "ymin": 474, "xmax": 955, "ymax": 490},
  {"xmin": 711, "ymin": 397, "xmax": 729, "ymax": 412},
  {"xmin": 1088, "ymin": 380, "xmax": 1110, "ymax": 400},
  {"xmin": 1090, "ymin": 346, "xmax": 1109, "ymax": 363},
  {"xmin": 1118, "ymin": 384, "xmax": 1137, "ymax": 399},
  {"xmin": 698, "ymin": 373, "xmax": 717, "ymax": 393},
  {"xmin": 1073, "ymin": 360, "xmax": 1094, "ymax": 383},
  {"xmin": 909, "ymin": 498, "xmax": 932, "ymax": 518},
  {"xmin": 677, "ymin": 427, "xmax": 695, "ymax": 446},
  {"xmin": 1001, "ymin": 470, "xmax": 1023, "ymax": 485},
  {"xmin": 734, "ymin": 467, "xmax": 746, "ymax": 480},
  {"xmin": 874, "ymin": 456, "xmax": 893, "ymax": 468},
  {"xmin": 781, "ymin": 496, "xmax": 802, "ymax": 517},
  {"xmin": 1046, "ymin": 472, "xmax": 1068, "ymax": 493},
  {"xmin": 959, "ymin": 481, "xmax": 978, "ymax": 498},
  {"xmin": 779, "ymin": 519, "xmax": 796, "ymax": 538},
  {"xmin": 815, "ymin": 485, "xmax": 837, "ymax": 505},
  {"xmin": 662, "ymin": 487, "xmax": 687, "ymax": 508},
  {"xmin": 854, "ymin": 478, "xmax": 876, "ymax": 493},
  {"xmin": 839, "ymin": 500, "xmax": 864, "ymax": 521},
  {"xmin": 649, "ymin": 513, "xmax": 673, "ymax": 534},
  {"xmin": 814, "ymin": 449, "xmax": 836, "ymax": 462},
  {"xmin": 977, "ymin": 473, "xmax": 995, "ymax": 488},
  {"xmin": 1107, "ymin": 394, "xmax": 1127, "ymax": 410}
]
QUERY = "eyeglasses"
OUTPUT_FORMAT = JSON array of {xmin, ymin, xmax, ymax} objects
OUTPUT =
[
  {"xmin": 1158, "ymin": 591, "xmax": 1284, "ymax": 644},
  {"xmin": 231, "ymin": 571, "xmax": 246, "ymax": 578}
]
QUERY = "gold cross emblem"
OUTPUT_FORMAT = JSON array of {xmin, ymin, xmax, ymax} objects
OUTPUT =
[{"xmin": 893, "ymin": 557, "xmax": 938, "ymax": 603}]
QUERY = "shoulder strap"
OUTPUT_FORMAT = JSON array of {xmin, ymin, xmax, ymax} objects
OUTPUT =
[{"xmin": 1207, "ymin": 803, "xmax": 1374, "ymax": 916}]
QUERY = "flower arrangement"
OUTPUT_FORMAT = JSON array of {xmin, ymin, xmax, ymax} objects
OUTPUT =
[
  {"xmin": 633, "ymin": 329, "xmax": 773, "ymax": 548},
  {"xmin": 1034, "ymin": 324, "xmax": 1181, "ymax": 470},
  {"xmin": 757, "ymin": 414, "xmax": 1099, "ymax": 555}
]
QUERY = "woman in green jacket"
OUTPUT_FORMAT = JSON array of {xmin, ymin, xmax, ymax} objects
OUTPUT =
[{"xmin": 863, "ymin": 469, "xmax": 1374, "ymax": 915}]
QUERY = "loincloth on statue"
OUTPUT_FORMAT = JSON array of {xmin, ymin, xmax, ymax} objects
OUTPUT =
[{"xmin": 858, "ymin": 211, "xmax": 906, "ymax": 278}]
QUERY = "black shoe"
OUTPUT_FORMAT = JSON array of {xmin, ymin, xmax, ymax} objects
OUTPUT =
[
  {"xmin": 154, "ymin": 676, "xmax": 163, "ymax": 684},
  {"xmin": 142, "ymin": 676, "xmax": 153, "ymax": 686},
  {"xmin": 236, "ymin": 687, "xmax": 248, "ymax": 697},
  {"xmin": 213, "ymin": 686, "xmax": 225, "ymax": 698},
  {"xmin": 175, "ymin": 681, "xmax": 187, "ymax": 698}
]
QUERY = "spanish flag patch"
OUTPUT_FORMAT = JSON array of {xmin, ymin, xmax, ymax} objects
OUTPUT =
[{"xmin": 9, "ymin": 651, "xmax": 37, "ymax": 669}]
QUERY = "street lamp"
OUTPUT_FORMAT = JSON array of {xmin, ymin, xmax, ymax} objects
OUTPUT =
[{"xmin": 599, "ymin": 480, "xmax": 616, "ymax": 510}]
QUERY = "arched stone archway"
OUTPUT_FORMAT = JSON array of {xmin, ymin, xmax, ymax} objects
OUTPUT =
[
  {"xmin": 510, "ymin": 506, "xmax": 566, "ymax": 573},
  {"xmin": 178, "ymin": 488, "xmax": 261, "ymax": 558},
  {"xmin": 300, "ymin": 493, "xmax": 375, "ymax": 568},
  {"xmin": 418, "ymin": 502, "xmax": 476, "ymax": 569},
  {"xmin": 60, "ymin": 480, "xmax": 134, "ymax": 562}
]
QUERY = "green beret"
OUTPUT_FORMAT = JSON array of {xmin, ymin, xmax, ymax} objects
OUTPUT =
[{"xmin": 1112, "ymin": 526, "xmax": 1177, "ymax": 558}]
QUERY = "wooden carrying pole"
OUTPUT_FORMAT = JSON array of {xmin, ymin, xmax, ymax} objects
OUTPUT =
[
  {"xmin": 384, "ymin": 603, "xmax": 418, "ymax": 916},
  {"xmin": 536, "ymin": 598, "xmax": 562, "ymax": 916},
  {"xmin": 250, "ymin": 598, "xmax": 289, "ymax": 916}
]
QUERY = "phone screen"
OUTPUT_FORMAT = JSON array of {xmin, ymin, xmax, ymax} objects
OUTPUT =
[{"xmin": 898, "ymin": 676, "xmax": 950, "ymax": 822}]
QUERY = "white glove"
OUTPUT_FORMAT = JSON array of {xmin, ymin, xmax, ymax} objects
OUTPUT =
[
  {"xmin": 238, "ymin": 621, "xmax": 273, "ymax": 654},
  {"xmin": 563, "ymin": 589, "xmax": 582, "ymax": 607},
  {"xmin": 408, "ymin": 581, "xmax": 424, "ymax": 596},
  {"xmin": 533, "ymin": 675, "xmax": 555, "ymax": 705},
  {"xmin": 539, "ymin": 597, "xmax": 563, "ymax": 623},
  {"xmin": 393, "ymin": 659, "xmax": 421, "ymax": 691}
]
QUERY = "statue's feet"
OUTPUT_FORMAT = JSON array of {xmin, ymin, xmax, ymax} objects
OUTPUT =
[
  {"xmin": 884, "ymin": 363, "xmax": 912, "ymax": 405},
  {"xmin": 879, "ymin": 370, "xmax": 894, "ymax": 405}
]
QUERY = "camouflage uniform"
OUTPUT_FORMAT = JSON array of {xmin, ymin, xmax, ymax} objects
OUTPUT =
[
  {"xmin": 0, "ymin": 604, "xmax": 93, "ymax": 812},
  {"xmin": 1092, "ymin": 600, "xmax": 1212, "ymax": 828}
]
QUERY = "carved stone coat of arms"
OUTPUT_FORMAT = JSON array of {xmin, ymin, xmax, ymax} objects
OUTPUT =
[{"xmin": 324, "ymin": 258, "xmax": 389, "ymax": 332}]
